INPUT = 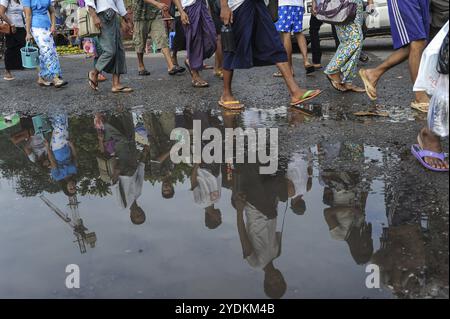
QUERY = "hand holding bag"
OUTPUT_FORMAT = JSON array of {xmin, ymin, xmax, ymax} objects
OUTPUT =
[{"xmin": 315, "ymin": 0, "xmax": 357, "ymax": 25}]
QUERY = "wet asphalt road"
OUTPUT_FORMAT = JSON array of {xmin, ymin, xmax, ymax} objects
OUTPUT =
[{"xmin": 0, "ymin": 36, "xmax": 449, "ymax": 216}]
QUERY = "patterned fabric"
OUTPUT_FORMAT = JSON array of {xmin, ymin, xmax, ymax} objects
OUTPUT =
[
  {"xmin": 324, "ymin": 0, "xmax": 363, "ymax": 83},
  {"xmin": 275, "ymin": 5, "xmax": 304, "ymax": 33},
  {"xmin": 132, "ymin": 0, "xmax": 160, "ymax": 21},
  {"xmin": 31, "ymin": 27, "xmax": 62, "ymax": 80}
]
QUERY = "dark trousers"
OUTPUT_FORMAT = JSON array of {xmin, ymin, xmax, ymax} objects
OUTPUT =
[{"xmin": 309, "ymin": 16, "xmax": 339, "ymax": 65}]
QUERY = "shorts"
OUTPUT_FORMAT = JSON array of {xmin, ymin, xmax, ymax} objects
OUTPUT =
[
  {"xmin": 133, "ymin": 17, "xmax": 169, "ymax": 53},
  {"xmin": 388, "ymin": 0, "xmax": 430, "ymax": 49},
  {"xmin": 275, "ymin": 5, "xmax": 305, "ymax": 33}
]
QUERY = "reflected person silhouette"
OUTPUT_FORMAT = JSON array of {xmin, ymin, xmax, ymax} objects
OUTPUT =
[
  {"xmin": 97, "ymin": 110, "xmax": 147, "ymax": 225},
  {"xmin": 232, "ymin": 159, "xmax": 293, "ymax": 299},
  {"xmin": 286, "ymin": 150, "xmax": 313, "ymax": 216},
  {"xmin": 319, "ymin": 142, "xmax": 373, "ymax": 265},
  {"xmin": 47, "ymin": 113, "xmax": 78, "ymax": 198},
  {"xmin": 9, "ymin": 116, "xmax": 51, "ymax": 169}
]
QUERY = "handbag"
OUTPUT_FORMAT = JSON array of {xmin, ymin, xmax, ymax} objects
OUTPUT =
[
  {"xmin": 77, "ymin": 6, "xmax": 101, "ymax": 38},
  {"xmin": 316, "ymin": 0, "xmax": 357, "ymax": 25}
]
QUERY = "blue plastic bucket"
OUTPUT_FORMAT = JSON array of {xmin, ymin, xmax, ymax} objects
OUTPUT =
[{"xmin": 21, "ymin": 42, "xmax": 40, "ymax": 69}]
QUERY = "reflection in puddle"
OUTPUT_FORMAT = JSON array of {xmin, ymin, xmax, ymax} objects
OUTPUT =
[{"xmin": 0, "ymin": 107, "xmax": 447, "ymax": 299}]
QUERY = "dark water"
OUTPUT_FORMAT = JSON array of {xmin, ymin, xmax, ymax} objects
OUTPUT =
[{"xmin": 0, "ymin": 107, "xmax": 447, "ymax": 299}]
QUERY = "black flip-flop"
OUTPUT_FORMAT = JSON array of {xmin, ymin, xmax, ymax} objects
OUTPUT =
[
  {"xmin": 305, "ymin": 65, "xmax": 315, "ymax": 75},
  {"xmin": 88, "ymin": 72, "xmax": 98, "ymax": 91},
  {"xmin": 138, "ymin": 70, "xmax": 151, "ymax": 76}
]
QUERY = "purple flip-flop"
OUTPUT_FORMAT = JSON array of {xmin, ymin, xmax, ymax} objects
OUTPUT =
[{"xmin": 411, "ymin": 144, "xmax": 449, "ymax": 172}]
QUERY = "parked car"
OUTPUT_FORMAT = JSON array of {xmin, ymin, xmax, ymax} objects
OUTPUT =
[{"xmin": 302, "ymin": 0, "xmax": 391, "ymax": 40}]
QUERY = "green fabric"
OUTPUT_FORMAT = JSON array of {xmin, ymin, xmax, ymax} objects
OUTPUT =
[
  {"xmin": 132, "ymin": 0, "xmax": 161, "ymax": 21},
  {"xmin": 95, "ymin": 14, "xmax": 127, "ymax": 75}
]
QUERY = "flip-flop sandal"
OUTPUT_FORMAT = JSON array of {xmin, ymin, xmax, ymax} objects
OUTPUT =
[
  {"xmin": 3, "ymin": 77, "xmax": 15, "ymax": 81},
  {"xmin": 168, "ymin": 67, "xmax": 179, "ymax": 75},
  {"xmin": 345, "ymin": 84, "xmax": 366, "ymax": 93},
  {"xmin": 273, "ymin": 71, "xmax": 283, "ymax": 78},
  {"xmin": 358, "ymin": 69, "xmax": 377, "ymax": 100},
  {"xmin": 203, "ymin": 64, "xmax": 214, "ymax": 70},
  {"xmin": 411, "ymin": 144, "xmax": 449, "ymax": 172},
  {"xmin": 326, "ymin": 75, "xmax": 347, "ymax": 92},
  {"xmin": 98, "ymin": 74, "xmax": 107, "ymax": 82},
  {"xmin": 112, "ymin": 86, "xmax": 134, "ymax": 93},
  {"xmin": 138, "ymin": 70, "xmax": 151, "ymax": 76},
  {"xmin": 305, "ymin": 65, "xmax": 315, "ymax": 75},
  {"xmin": 214, "ymin": 71, "xmax": 224, "ymax": 78},
  {"xmin": 218, "ymin": 100, "xmax": 244, "ymax": 110},
  {"xmin": 88, "ymin": 72, "xmax": 98, "ymax": 91},
  {"xmin": 410, "ymin": 101, "xmax": 429, "ymax": 113},
  {"xmin": 192, "ymin": 80, "xmax": 209, "ymax": 88},
  {"xmin": 290, "ymin": 89, "xmax": 322, "ymax": 106},
  {"xmin": 54, "ymin": 80, "xmax": 68, "ymax": 88}
]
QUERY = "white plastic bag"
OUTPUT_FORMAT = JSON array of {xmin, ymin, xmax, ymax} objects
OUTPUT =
[
  {"xmin": 428, "ymin": 74, "xmax": 449, "ymax": 137},
  {"xmin": 414, "ymin": 21, "xmax": 449, "ymax": 95}
]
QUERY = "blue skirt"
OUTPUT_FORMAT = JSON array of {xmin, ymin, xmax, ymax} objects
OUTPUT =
[{"xmin": 223, "ymin": 0, "xmax": 288, "ymax": 70}]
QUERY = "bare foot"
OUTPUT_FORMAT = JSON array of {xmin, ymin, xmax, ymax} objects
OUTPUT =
[
  {"xmin": 344, "ymin": 83, "xmax": 366, "ymax": 93},
  {"xmin": 418, "ymin": 127, "xmax": 449, "ymax": 170},
  {"xmin": 415, "ymin": 91, "xmax": 430, "ymax": 104}
]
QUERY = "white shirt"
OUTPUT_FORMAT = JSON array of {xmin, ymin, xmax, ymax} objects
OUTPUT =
[
  {"xmin": 245, "ymin": 203, "xmax": 280, "ymax": 269},
  {"xmin": 85, "ymin": 0, "xmax": 127, "ymax": 17},
  {"xmin": 181, "ymin": 0, "xmax": 196, "ymax": 8},
  {"xmin": 286, "ymin": 152, "xmax": 310, "ymax": 198},
  {"xmin": 27, "ymin": 135, "xmax": 48, "ymax": 163},
  {"xmin": 112, "ymin": 162, "xmax": 145, "ymax": 210},
  {"xmin": 279, "ymin": 0, "xmax": 303, "ymax": 7},
  {"xmin": 228, "ymin": 0, "xmax": 245, "ymax": 11},
  {"xmin": 0, "ymin": 0, "xmax": 25, "ymax": 27},
  {"xmin": 193, "ymin": 168, "xmax": 222, "ymax": 208}
]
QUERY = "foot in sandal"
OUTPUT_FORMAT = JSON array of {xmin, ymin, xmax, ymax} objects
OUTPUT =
[
  {"xmin": 219, "ymin": 93, "xmax": 244, "ymax": 110},
  {"xmin": 112, "ymin": 86, "xmax": 134, "ymax": 93},
  {"xmin": 358, "ymin": 68, "xmax": 378, "ymax": 100},
  {"xmin": 412, "ymin": 127, "xmax": 449, "ymax": 171},
  {"xmin": 290, "ymin": 89, "xmax": 322, "ymax": 106},
  {"xmin": 343, "ymin": 83, "xmax": 366, "ymax": 93}
]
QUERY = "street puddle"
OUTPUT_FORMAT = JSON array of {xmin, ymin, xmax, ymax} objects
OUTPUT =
[{"xmin": 0, "ymin": 108, "xmax": 447, "ymax": 298}]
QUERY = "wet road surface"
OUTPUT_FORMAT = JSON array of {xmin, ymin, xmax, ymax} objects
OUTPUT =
[{"xmin": 0, "ymin": 38, "xmax": 448, "ymax": 298}]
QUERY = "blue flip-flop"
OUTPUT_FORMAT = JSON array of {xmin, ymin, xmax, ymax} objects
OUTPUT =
[{"xmin": 411, "ymin": 144, "xmax": 449, "ymax": 172}]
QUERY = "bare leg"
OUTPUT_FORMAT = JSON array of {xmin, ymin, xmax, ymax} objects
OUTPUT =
[
  {"xmin": 112, "ymin": 74, "xmax": 120, "ymax": 90},
  {"xmin": 295, "ymin": 32, "xmax": 311, "ymax": 67},
  {"xmin": 363, "ymin": 46, "xmax": 409, "ymax": 88},
  {"xmin": 161, "ymin": 47, "xmax": 175, "ymax": 71},
  {"xmin": 221, "ymin": 69, "xmax": 234, "ymax": 101},
  {"xmin": 408, "ymin": 40, "xmax": 429, "ymax": 103},
  {"xmin": 171, "ymin": 50, "xmax": 179, "ymax": 66},
  {"xmin": 137, "ymin": 52, "xmax": 146, "ymax": 71},
  {"xmin": 280, "ymin": 33, "xmax": 294, "ymax": 75},
  {"xmin": 276, "ymin": 61, "xmax": 316, "ymax": 102},
  {"xmin": 215, "ymin": 35, "xmax": 223, "ymax": 74}
]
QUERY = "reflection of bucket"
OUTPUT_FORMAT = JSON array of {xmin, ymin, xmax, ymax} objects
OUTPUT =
[{"xmin": 21, "ymin": 42, "xmax": 39, "ymax": 69}]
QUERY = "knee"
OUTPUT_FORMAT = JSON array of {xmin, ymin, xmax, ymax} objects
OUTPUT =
[{"xmin": 410, "ymin": 39, "xmax": 427, "ymax": 51}]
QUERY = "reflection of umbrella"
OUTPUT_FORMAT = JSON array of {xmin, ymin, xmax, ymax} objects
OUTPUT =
[{"xmin": 0, "ymin": 114, "xmax": 20, "ymax": 131}]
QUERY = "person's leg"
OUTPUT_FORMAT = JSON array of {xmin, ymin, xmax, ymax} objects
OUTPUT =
[
  {"xmin": 340, "ymin": 23, "xmax": 365, "ymax": 92},
  {"xmin": 215, "ymin": 34, "xmax": 223, "ymax": 75},
  {"xmin": 324, "ymin": 24, "xmax": 347, "ymax": 89},
  {"xmin": 134, "ymin": 20, "xmax": 150, "ymax": 74},
  {"xmin": 221, "ymin": 69, "xmax": 235, "ymax": 101},
  {"xmin": 280, "ymin": 32, "xmax": 294, "ymax": 74},
  {"xmin": 295, "ymin": 32, "xmax": 311, "ymax": 68},
  {"xmin": 361, "ymin": 46, "xmax": 409, "ymax": 89},
  {"xmin": 150, "ymin": 18, "xmax": 176, "ymax": 72},
  {"xmin": 309, "ymin": 15, "xmax": 323, "ymax": 67},
  {"xmin": 408, "ymin": 39, "xmax": 429, "ymax": 103},
  {"xmin": 418, "ymin": 127, "xmax": 449, "ymax": 169}
]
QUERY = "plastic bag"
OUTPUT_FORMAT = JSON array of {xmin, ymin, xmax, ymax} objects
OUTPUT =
[
  {"xmin": 428, "ymin": 74, "xmax": 449, "ymax": 137},
  {"xmin": 414, "ymin": 21, "xmax": 449, "ymax": 95}
]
